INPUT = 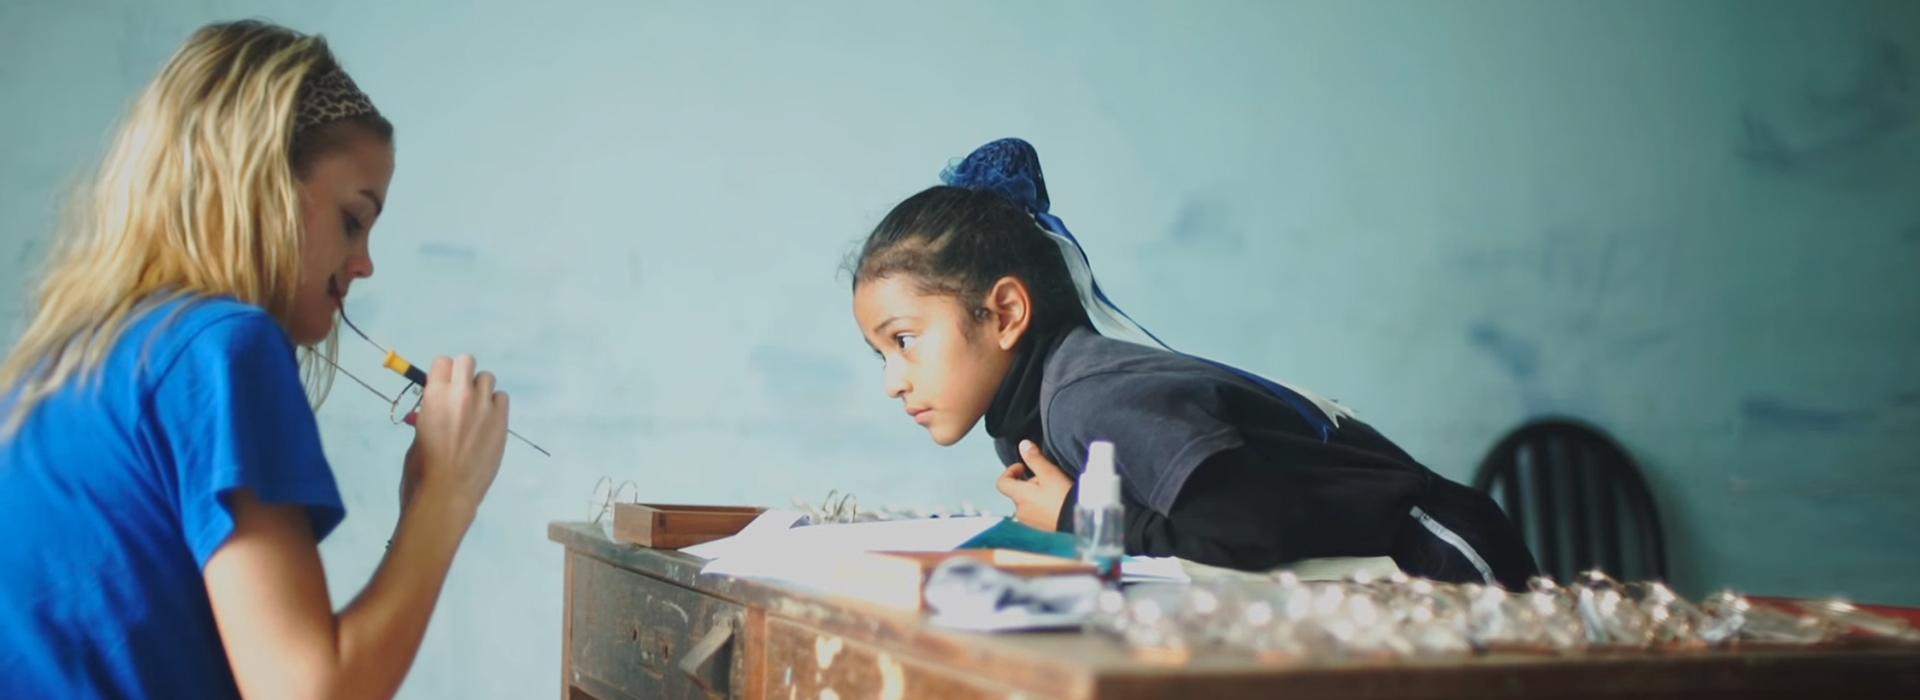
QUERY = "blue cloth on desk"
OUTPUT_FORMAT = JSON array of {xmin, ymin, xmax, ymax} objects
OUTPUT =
[{"xmin": 958, "ymin": 518, "xmax": 1078, "ymax": 559}]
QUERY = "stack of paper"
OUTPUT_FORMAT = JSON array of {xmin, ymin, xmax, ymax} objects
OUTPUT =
[
  {"xmin": 675, "ymin": 510, "xmax": 1402, "ymax": 628},
  {"xmin": 1118, "ymin": 557, "xmax": 1191, "ymax": 583},
  {"xmin": 690, "ymin": 514, "xmax": 1003, "ymax": 581}
]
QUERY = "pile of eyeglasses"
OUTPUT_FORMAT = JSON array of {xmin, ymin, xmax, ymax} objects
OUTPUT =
[
  {"xmin": 1090, "ymin": 569, "xmax": 1920, "ymax": 662},
  {"xmin": 790, "ymin": 489, "xmax": 995, "ymax": 525},
  {"xmin": 585, "ymin": 482, "xmax": 996, "ymax": 539}
]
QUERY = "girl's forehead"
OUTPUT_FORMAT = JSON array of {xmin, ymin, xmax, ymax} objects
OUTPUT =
[
  {"xmin": 858, "ymin": 276, "xmax": 927, "ymax": 307},
  {"xmin": 855, "ymin": 276, "xmax": 961, "ymax": 321}
]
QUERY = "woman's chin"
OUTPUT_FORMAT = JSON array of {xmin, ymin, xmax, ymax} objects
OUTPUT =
[{"xmin": 289, "ymin": 317, "xmax": 332, "ymax": 346}]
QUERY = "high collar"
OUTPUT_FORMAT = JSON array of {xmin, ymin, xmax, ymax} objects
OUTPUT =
[{"xmin": 983, "ymin": 325, "xmax": 1078, "ymax": 440}]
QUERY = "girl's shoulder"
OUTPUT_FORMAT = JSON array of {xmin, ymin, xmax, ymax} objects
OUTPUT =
[
  {"xmin": 1037, "ymin": 327, "xmax": 1334, "ymax": 457},
  {"xmin": 1042, "ymin": 327, "xmax": 1240, "ymax": 396},
  {"xmin": 1038, "ymin": 328, "xmax": 1247, "ymax": 439}
]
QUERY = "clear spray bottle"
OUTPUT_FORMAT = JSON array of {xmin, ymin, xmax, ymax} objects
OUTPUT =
[{"xmin": 1074, "ymin": 441, "xmax": 1125, "ymax": 584}]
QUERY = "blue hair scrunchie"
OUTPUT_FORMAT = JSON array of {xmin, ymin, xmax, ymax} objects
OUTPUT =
[{"xmin": 940, "ymin": 137, "xmax": 1351, "ymax": 439}]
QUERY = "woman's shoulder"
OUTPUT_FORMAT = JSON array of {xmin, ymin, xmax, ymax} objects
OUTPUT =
[
  {"xmin": 123, "ymin": 294, "xmax": 292, "ymax": 377},
  {"xmin": 140, "ymin": 294, "xmax": 283, "ymax": 341},
  {"xmin": 153, "ymin": 294, "xmax": 275, "ymax": 328}
]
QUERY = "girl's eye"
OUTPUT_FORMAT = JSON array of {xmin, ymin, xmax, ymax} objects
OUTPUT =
[
  {"xmin": 343, "ymin": 211, "xmax": 365, "ymax": 238},
  {"xmin": 895, "ymin": 334, "xmax": 917, "ymax": 350}
]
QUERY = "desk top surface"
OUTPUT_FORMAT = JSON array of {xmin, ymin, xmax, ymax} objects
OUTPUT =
[{"xmin": 550, "ymin": 520, "xmax": 1920, "ymax": 700}]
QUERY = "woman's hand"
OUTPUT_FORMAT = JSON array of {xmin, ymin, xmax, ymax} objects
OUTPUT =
[
  {"xmin": 407, "ymin": 355, "xmax": 509, "ymax": 518},
  {"xmin": 399, "ymin": 428, "xmax": 423, "ymax": 514},
  {"xmin": 996, "ymin": 440, "xmax": 1074, "ymax": 531}
]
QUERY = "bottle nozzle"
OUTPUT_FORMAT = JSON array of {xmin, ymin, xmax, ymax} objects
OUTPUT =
[{"xmin": 1079, "ymin": 440, "xmax": 1121, "ymax": 508}]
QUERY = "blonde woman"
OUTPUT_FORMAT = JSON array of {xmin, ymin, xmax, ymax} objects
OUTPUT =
[{"xmin": 0, "ymin": 21, "xmax": 509, "ymax": 700}]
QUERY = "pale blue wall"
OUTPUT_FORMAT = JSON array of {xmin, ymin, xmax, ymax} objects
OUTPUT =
[{"xmin": 2, "ymin": 0, "xmax": 1916, "ymax": 697}]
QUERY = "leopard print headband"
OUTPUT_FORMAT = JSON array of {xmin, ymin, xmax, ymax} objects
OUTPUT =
[{"xmin": 293, "ymin": 65, "xmax": 378, "ymax": 133}]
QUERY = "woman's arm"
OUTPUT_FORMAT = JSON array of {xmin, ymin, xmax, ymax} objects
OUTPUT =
[
  {"xmin": 203, "ymin": 486, "xmax": 472, "ymax": 700},
  {"xmin": 202, "ymin": 355, "xmax": 508, "ymax": 700}
]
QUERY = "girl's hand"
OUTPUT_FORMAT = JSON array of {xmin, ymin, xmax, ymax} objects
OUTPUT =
[
  {"xmin": 409, "ymin": 355, "xmax": 510, "ymax": 518},
  {"xmin": 996, "ymin": 440, "xmax": 1074, "ymax": 531}
]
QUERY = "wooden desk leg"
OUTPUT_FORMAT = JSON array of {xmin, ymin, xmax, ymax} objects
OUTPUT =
[{"xmin": 742, "ymin": 607, "xmax": 767, "ymax": 700}]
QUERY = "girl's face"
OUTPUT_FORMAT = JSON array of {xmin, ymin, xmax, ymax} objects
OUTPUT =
[
  {"xmin": 290, "ymin": 128, "xmax": 394, "ymax": 346},
  {"xmin": 853, "ymin": 275, "xmax": 1025, "ymax": 446}
]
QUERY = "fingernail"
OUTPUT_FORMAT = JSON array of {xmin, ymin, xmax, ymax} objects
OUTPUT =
[{"xmin": 1020, "ymin": 440, "xmax": 1034, "ymax": 452}]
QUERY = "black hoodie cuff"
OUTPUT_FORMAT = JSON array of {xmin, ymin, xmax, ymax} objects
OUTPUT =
[{"xmin": 1054, "ymin": 482, "xmax": 1079, "ymax": 534}]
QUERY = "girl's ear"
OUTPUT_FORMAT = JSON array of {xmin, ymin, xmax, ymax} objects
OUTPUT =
[{"xmin": 983, "ymin": 276, "xmax": 1033, "ymax": 351}]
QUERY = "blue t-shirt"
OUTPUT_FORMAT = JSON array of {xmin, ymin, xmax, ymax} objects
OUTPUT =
[{"xmin": 0, "ymin": 296, "xmax": 345, "ymax": 699}]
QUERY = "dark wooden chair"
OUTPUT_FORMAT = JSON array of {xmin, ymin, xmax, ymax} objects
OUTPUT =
[{"xmin": 1472, "ymin": 418, "xmax": 1668, "ymax": 584}]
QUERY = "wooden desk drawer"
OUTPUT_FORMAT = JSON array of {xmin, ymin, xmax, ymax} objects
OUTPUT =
[
  {"xmin": 567, "ymin": 553, "xmax": 746, "ymax": 700},
  {"xmin": 764, "ymin": 617, "xmax": 1053, "ymax": 700}
]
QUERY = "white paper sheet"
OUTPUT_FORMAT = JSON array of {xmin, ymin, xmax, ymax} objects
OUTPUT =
[
  {"xmin": 678, "ymin": 509, "xmax": 808, "ymax": 560},
  {"xmin": 928, "ymin": 609, "xmax": 1090, "ymax": 633},
  {"xmin": 1288, "ymin": 556, "xmax": 1402, "ymax": 582},
  {"xmin": 1119, "ymin": 557, "xmax": 1191, "ymax": 583},
  {"xmin": 696, "ymin": 516, "xmax": 1002, "ymax": 579}
]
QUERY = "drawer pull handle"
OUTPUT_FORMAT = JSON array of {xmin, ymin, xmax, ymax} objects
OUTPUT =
[{"xmin": 678, "ymin": 617, "xmax": 735, "ymax": 698}]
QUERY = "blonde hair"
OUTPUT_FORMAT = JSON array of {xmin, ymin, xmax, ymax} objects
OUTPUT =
[{"xmin": 0, "ymin": 20, "xmax": 390, "ymax": 437}]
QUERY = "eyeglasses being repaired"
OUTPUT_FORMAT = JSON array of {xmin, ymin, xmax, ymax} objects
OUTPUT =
[{"xmin": 314, "ymin": 286, "xmax": 550, "ymax": 457}]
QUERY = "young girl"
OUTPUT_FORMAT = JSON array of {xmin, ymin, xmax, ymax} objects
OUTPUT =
[
  {"xmin": 0, "ymin": 21, "xmax": 510, "ymax": 699},
  {"xmin": 850, "ymin": 138, "xmax": 1538, "ymax": 589}
]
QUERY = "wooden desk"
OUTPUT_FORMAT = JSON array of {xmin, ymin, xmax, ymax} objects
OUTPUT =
[{"xmin": 550, "ymin": 521, "xmax": 1920, "ymax": 700}]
